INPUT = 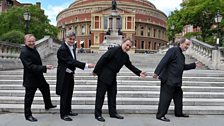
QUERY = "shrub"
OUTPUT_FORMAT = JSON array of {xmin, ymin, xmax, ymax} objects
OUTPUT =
[{"xmin": 0, "ymin": 30, "xmax": 24, "ymax": 44}]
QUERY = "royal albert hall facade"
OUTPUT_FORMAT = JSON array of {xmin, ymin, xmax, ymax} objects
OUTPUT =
[{"xmin": 56, "ymin": 0, "xmax": 168, "ymax": 52}]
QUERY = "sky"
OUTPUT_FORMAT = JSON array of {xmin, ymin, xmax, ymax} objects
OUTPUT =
[{"xmin": 17, "ymin": 0, "xmax": 182, "ymax": 26}]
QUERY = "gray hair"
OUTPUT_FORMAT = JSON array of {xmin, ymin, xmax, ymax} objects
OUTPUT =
[
  {"xmin": 179, "ymin": 38, "xmax": 191, "ymax": 44},
  {"xmin": 122, "ymin": 38, "xmax": 134, "ymax": 45},
  {"xmin": 24, "ymin": 34, "xmax": 36, "ymax": 42},
  {"xmin": 177, "ymin": 38, "xmax": 191, "ymax": 46},
  {"xmin": 65, "ymin": 30, "xmax": 76, "ymax": 38}
]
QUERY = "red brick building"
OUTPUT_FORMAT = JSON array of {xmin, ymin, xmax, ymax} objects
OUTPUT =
[
  {"xmin": 0, "ymin": 0, "xmax": 41, "ymax": 13},
  {"xmin": 56, "ymin": 0, "xmax": 168, "ymax": 52}
]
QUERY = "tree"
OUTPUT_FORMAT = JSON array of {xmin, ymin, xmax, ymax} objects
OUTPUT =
[
  {"xmin": 0, "ymin": 30, "xmax": 24, "ymax": 44},
  {"xmin": 167, "ymin": 0, "xmax": 224, "ymax": 45},
  {"xmin": 0, "ymin": 5, "xmax": 58, "ymax": 40},
  {"xmin": 167, "ymin": 10, "xmax": 185, "ymax": 41}
]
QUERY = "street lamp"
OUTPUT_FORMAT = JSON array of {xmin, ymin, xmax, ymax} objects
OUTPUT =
[
  {"xmin": 23, "ymin": 9, "xmax": 31, "ymax": 34},
  {"xmin": 62, "ymin": 23, "xmax": 66, "ymax": 42},
  {"xmin": 170, "ymin": 25, "xmax": 175, "ymax": 46},
  {"xmin": 214, "ymin": 10, "xmax": 223, "ymax": 49}
]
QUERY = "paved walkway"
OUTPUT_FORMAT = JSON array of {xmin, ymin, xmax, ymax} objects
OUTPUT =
[{"xmin": 0, "ymin": 113, "xmax": 224, "ymax": 126}]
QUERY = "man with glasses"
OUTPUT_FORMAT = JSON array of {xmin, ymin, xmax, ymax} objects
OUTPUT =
[{"xmin": 56, "ymin": 30, "xmax": 94, "ymax": 121}]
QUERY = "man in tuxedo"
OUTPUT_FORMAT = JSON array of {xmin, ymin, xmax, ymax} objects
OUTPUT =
[
  {"xmin": 153, "ymin": 38, "xmax": 203, "ymax": 122},
  {"xmin": 20, "ymin": 34, "xmax": 56, "ymax": 122},
  {"xmin": 56, "ymin": 30, "xmax": 94, "ymax": 121},
  {"xmin": 93, "ymin": 38, "xmax": 147, "ymax": 122}
]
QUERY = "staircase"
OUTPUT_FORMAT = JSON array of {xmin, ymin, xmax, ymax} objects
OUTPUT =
[{"xmin": 0, "ymin": 53, "xmax": 224, "ymax": 114}]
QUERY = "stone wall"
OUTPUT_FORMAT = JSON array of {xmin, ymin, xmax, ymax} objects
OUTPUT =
[{"xmin": 0, "ymin": 36, "xmax": 60, "ymax": 70}]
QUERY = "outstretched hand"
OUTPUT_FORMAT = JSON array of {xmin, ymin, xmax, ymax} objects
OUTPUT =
[
  {"xmin": 195, "ymin": 61, "xmax": 204, "ymax": 68},
  {"xmin": 140, "ymin": 71, "xmax": 147, "ymax": 79},
  {"xmin": 152, "ymin": 73, "xmax": 158, "ymax": 79},
  {"xmin": 88, "ymin": 63, "xmax": 95, "ymax": 68},
  {"xmin": 46, "ymin": 64, "xmax": 53, "ymax": 69}
]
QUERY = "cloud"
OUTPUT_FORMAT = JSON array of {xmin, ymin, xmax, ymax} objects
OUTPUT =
[
  {"xmin": 43, "ymin": 3, "xmax": 70, "ymax": 26},
  {"xmin": 43, "ymin": 0, "xmax": 182, "ymax": 26},
  {"xmin": 149, "ymin": 0, "xmax": 182, "ymax": 16}
]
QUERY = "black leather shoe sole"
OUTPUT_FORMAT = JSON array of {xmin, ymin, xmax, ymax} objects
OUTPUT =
[
  {"xmin": 110, "ymin": 115, "xmax": 124, "ymax": 119},
  {"xmin": 95, "ymin": 116, "xmax": 105, "ymax": 122},
  {"xmin": 156, "ymin": 117, "xmax": 170, "ymax": 122},
  {"xmin": 25, "ymin": 116, "xmax": 38, "ymax": 122},
  {"xmin": 61, "ymin": 116, "xmax": 73, "ymax": 121}
]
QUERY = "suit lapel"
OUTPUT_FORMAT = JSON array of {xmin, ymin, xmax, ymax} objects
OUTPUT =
[
  {"xmin": 63, "ymin": 43, "xmax": 74, "ymax": 59},
  {"xmin": 73, "ymin": 48, "xmax": 76, "ymax": 60}
]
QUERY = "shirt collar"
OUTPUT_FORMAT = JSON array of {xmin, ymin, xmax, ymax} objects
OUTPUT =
[{"xmin": 65, "ymin": 42, "xmax": 74, "ymax": 50}]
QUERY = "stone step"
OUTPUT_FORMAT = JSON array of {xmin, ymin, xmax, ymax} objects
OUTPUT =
[
  {"xmin": 0, "ymin": 96, "xmax": 224, "ymax": 106},
  {"xmin": 0, "ymin": 90, "xmax": 224, "ymax": 98},
  {"xmin": 2, "ymin": 80, "xmax": 224, "ymax": 87},
  {"xmin": 1, "ymin": 104, "xmax": 224, "ymax": 114},
  {"xmin": 1, "ymin": 85, "xmax": 224, "ymax": 92},
  {"xmin": 1, "ymin": 71, "xmax": 224, "ymax": 77},
  {"xmin": 0, "ymin": 80, "xmax": 224, "ymax": 87},
  {"xmin": 0, "ymin": 76, "xmax": 223, "ymax": 82}
]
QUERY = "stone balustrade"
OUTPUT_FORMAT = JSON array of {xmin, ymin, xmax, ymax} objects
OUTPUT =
[
  {"xmin": 0, "ymin": 36, "xmax": 61, "ymax": 70},
  {"xmin": 186, "ymin": 38, "xmax": 224, "ymax": 70},
  {"xmin": 0, "ymin": 41, "xmax": 21, "ymax": 59}
]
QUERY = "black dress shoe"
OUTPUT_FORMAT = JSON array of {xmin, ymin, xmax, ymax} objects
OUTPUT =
[
  {"xmin": 110, "ymin": 114, "xmax": 124, "ymax": 119},
  {"xmin": 45, "ymin": 105, "xmax": 57, "ymax": 110},
  {"xmin": 25, "ymin": 116, "xmax": 38, "ymax": 122},
  {"xmin": 156, "ymin": 116, "xmax": 170, "ymax": 122},
  {"xmin": 95, "ymin": 116, "xmax": 105, "ymax": 122},
  {"xmin": 175, "ymin": 114, "xmax": 189, "ymax": 117},
  {"xmin": 61, "ymin": 115, "xmax": 73, "ymax": 121},
  {"xmin": 68, "ymin": 111, "xmax": 78, "ymax": 116}
]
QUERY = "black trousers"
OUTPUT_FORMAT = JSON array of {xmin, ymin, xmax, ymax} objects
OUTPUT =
[
  {"xmin": 95, "ymin": 78, "xmax": 117, "ymax": 117},
  {"xmin": 60, "ymin": 73, "xmax": 74, "ymax": 117},
  {"xmin": 24, "ymin": 84, "xmax": 53, "ymax": 117},
  {"xmin": 156, "ymin": 81, "xmax": 183, "ymax": 118}
]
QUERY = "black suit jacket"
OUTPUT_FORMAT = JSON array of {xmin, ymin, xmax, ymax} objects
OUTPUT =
[
  {"xmin": 19, "ymin": 45, "xmax": 48, "ymax": 88},
  {"xmin": 56, "ymin": 42, "xmax": 86, "ymax": 95},
  {"xmin": 154, "ymin": 46, "xmax": 196, "ymax": 87},
  {"xmin": 93, "ymin": 46, "xmax": 141, "ymax": 85}
]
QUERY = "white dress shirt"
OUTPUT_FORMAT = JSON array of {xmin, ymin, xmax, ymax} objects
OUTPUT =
[{"xmin": 65, "ymin": 42, "xmax": 88, "ymax": 70}]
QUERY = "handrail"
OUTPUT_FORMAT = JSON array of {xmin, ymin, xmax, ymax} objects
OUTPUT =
[
  {"xmin": 0, "ymin": 37, "xmax": 61, "ymax": 70},
  {"xmin": 186, "ymin": 38, "xmax": 224, "ymax": 70}
]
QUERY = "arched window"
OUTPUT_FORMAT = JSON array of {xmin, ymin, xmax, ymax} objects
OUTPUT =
[
  {"xmin": 82, "ymin": 25, "xmax": 85, "ymax": 35},
  {"xmin": 141, "ymin": 41, "xmax": 145, "ymax": 49},
  {"xmin": 127, "ymin": 17, "xmax": 132, "ymax": 29},
  {"xmin": 141, "ymin": 26, "xmax": 144, "ymax": 36},
  {"xmin": 95, "ymin": 16, "xmax": 99, "ymax": 29},
  {"xmin": 104, "ymin": 16, "xmax": 108, "ymax": 29}
]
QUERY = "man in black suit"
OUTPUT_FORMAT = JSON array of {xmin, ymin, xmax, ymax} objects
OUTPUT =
[
  {"xmin": 93, "ymin": 38, "xmax": 147, "ymax": 122},
  {"xmin": 153, "ymin": 38, "xmax": 203, "ymax": 122},
  {"xmin": 20, "ymin": 34, "xmax": 56, "ymax": 122},
  {"xmin": 56, "ymin": 30, "xmax": 94, "ymax": 121}
]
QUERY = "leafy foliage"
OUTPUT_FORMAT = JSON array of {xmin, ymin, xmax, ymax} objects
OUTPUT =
[
  {"xmin": 0, "ymin": 5, "xmax": 58, "ymax": 41},
  {"xmin": 0, "ymin": 30, "xmax": 24, "ymax": 44},
  {"xmin": 167, "ymin": 0, "xmax": 224, "ymax": 45}
]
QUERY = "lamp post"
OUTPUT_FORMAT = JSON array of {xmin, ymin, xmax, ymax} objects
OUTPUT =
[
  {"xmin": 214, "ymin": 10, "xmax": 223, "ymax": 49},
  {"xmin": 62, "ymin": 23, "xmax": 66, "ymax": 42},
  {"xmin": 170, "ymin": 25, "xmax": 175, "ymax": 46},
  {"xmin": 23, "ymin": 9, "xmax": 31, "ymax": 34}
]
